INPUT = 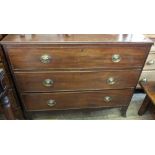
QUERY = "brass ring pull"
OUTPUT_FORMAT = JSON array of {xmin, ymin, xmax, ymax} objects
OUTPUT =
[
  {"xmin": 147, "ymin": 60, "xmax": 154, "ymax": 65},
  {"xmin": 104, "ymin": 96, "xmax": 112, "ymax": 102},
  {"xmin": 140, "ymin": 77, "xmax": 147, "ymax": 83},
  {"xmin": 47, "ymin": 99, "xmax": 56, "ymax": 107},
  {"xmin": 112, "ymin": 54, "xmax": 121, "ymax": 62},
  {"xmin": 107, "ymin": 77, "xmax": 116, "ymax": 85},
  {"xmin": 43, "ymin": 79, "xmax": 54, "ymax": 87},
  {"xmin": 40, "ymin": 54, "xmax": 52, "ymax": 64}
]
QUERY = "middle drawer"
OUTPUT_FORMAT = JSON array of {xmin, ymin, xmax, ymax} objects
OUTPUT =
[{"xmin": 15, "ymin": 70, "xmax": 141, "ymax": 92}]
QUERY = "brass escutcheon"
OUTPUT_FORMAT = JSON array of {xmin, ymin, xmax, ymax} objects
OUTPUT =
[
  {"xmin": 112, "ymin": 54, "xmax": 121, "ymax": 62},
  {"xmin": 104, "ymin": 96, "xmax": 112, "ymax": 102},
  {"xmin": 47, "ymin": 99, "xmax": 56, "ymax": 107},
  {"xmin": 40, "ymin": 54, "xmax": 52, "ymax": 64},
  {"xmin": 43, "ymin": 79, "xmax": 54, "ymax": 87}
]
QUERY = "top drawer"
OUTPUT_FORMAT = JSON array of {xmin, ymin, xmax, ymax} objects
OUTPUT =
[{"xmin": 7, "ymin": 47, "xmax": 148, "ymax": 70}]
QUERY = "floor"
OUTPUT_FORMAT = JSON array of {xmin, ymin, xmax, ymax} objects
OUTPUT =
[{"xmin": 0, "ymin": 93, "xmax": 155, "ymax": 120}]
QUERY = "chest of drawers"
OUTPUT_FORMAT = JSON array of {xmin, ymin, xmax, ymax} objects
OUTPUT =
[{"xmin": 1, "ymin": 34, "xmax": 153, "ymax": 118}]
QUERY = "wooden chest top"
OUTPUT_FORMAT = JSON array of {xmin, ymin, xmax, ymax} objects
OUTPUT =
[{"xmin": 1, "ymin": 34, "xmax": 153, "ymax": 45}]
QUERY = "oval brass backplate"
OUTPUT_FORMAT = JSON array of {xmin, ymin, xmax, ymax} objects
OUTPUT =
[
  {"xmin": 40, "ymin": 54, "xmax": 52, "ymax": 64},
  {"xmin": 43, "ymin": 79, "xmax": 54, "ymax": 87},
  {"xmin": 104, "ymin": 96, "xmax": 112, "ymax": 102},
  {"xmin": 107, "ymin": 77, "xmax": 116, "ymax": 85},
  {"xmin": 112, "ymin": 54, "xmax": 121, "ymax": 63},
  {"xmin": 47, "ymin": 99, "xmax": 56, "ymax": 107}
]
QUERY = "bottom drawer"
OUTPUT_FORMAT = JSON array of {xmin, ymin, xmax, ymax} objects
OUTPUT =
[{"xmin": 22, "ymin": 89, "xmax": 133, "ymax": 111}]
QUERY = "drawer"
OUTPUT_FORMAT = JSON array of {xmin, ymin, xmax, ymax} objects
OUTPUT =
[
  {"xmin": 7, "ymin": 47, "xmax": 148, "ymax": 70},
  {"xmin": 15, "ymin": 70, "xmax": 141, "ymax": 92},
  {"xmin": 22, "ymin": 89, "xmax": 133, "ymax": 111},
  {"xmin": 144, "ymin": 53, "xmax": 155, "ymax": 70},
  {"xmin": 139, "ymin": 70, "xmax": 155, "ymax": 83}
]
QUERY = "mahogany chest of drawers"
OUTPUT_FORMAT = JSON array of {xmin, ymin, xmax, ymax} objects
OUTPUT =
[{"xmin": 1, "ymin": 34, "xmax": 153, "ymax": 118}]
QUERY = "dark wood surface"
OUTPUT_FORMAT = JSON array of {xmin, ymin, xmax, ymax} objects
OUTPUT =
[
  {"xmin": 0, "ymin": 35, "xmax": 24, "ymax": 119},
  {"xmin": 22, "ymin": 89, "xmax": 133, "ymax": 111},
  {"xmin": 140, "ymin": 81, "xmax": 155, "ymax": 104},
  {"xmin": 1, "ymin": 96, "xmax": 15, "ymax": 119},
  {"xmin": 0, "ymin": 105, "xmax": 2, "ymax": 112},
  {"xmin": 15, "ymin": 70, "xmax": 141, "ymax": 92},
  {"xmin": 138, "ymin": 95, "xmax": 152, "ymax": 116},
  {"xmin": 7, "ymin": 47, "xmax": 149, "ymax": 70},
  {"xmin": 138, "ymin": 81, "xmax": 155, "ymax": 115},
  {"xmin": 1, "ymin": 34, "xmax": 153, "ymax": 118},
  {"xmin": 0, "ymin": 62, "xmax": 13, "ymax": 88},
  {"xmin": 0, "ymin": 68, "xmax": 15, "ymax": 119}
]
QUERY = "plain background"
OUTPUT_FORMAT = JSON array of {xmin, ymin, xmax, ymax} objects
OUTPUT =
[{"xmin": 0, "ymin": 0, "xmax": 155, "ymax": 155}]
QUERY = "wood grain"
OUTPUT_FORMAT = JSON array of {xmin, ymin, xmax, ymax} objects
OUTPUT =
[
  {"xmin": 140, "ymin": 81, "xmax": 155, "ymax": 104},
  {"xmin": 15, "ymin": 70, "xmax": 141, "ymax": 92},
  {"xmin": 7, "ymin": 47, "xmax": 148, "ymax": 70},
  {"xmin": 22, "ymin": 89, "xmax": 133, "ymax": 111}
]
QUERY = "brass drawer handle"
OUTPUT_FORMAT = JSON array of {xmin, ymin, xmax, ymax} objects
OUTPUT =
[
  {"xmin": 43, "ymin": 79, "xmax": 54, "ymax": 87},
  {"xmin": 112, "ymin": 54, "xmax": 121, "ymax": 62},
  {"xmin": 147, "ymin": 60, "xmax": 155, "ymax": 65},
  {"xmin": 40, "ymin": 54, "xmax": 52, "ymax": 64},
  {"xmin": 140, "ymin": 77, "xmax": 147, "ymax": 83},
  {"xmin": 47, "ymin": 99, "xmax": 56, "ymax": 107},
  {"xmin": 104, "ymin": 96, "xmax": 112, "ymax": 102},
  {"xmin": 107, "ymin": 77, "xmax": 116, "ymax": 85}
]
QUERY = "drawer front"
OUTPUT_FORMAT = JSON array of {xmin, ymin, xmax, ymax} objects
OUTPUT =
[
  {"xmin": 139, "ymin": 70, "xmax": 155, "ymax": 83},
  {"xmin": 7, "ymin": 47, "xmax": 147, "ymax": 70},
  {"xmin": 15, "ymin": 70, "xmax": 141, "ymax": 92},
  {"xmin": 144, "ymin": 53, "xmax": 155, "ymax": 70},
  {"xmin": 22, "ymin": 89, "xmax": 133, "ymax": 111}
]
